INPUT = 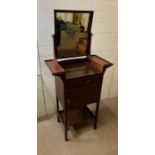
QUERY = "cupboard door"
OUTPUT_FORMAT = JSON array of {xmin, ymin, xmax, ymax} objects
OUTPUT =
[{"xmin": 66, "ymin": 84, "xmax": 102, "ymax": 110}]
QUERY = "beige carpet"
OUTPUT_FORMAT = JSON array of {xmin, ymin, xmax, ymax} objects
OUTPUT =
[{"xmin": 37, "ymin": 97, "xmax": 118, "ymax": 155}]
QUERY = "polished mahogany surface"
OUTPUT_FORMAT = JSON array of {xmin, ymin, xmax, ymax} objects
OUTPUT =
[
  {"xmin": 59, "ymin": 59, "xmax": 101, "ymax": 79},
  {"xmin": 45, "ymin": 55, "xmax": 112, "ymax": 78}
]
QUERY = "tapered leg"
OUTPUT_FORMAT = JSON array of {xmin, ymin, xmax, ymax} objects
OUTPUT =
[
  {"xmin": 65, "ymin": 128, "xmax": 68, "ymax": 141},
  {"xmin": 64, "ymin": 110, "xmax": 68, "ymax": 141},
  {"xmin": 56, "ymin": 97, "xmax": 60, "ymax": 122},
  {"xmin": 94, "ymin": 101, "xmax": 100, "ymax": 129}
]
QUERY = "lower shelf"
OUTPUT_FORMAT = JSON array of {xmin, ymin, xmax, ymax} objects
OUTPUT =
[{"xmin": 58, "ymin": 106, "xmax": 95, "ymax": 129}]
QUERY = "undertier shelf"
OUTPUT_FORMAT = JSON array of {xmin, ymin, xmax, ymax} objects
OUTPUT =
[{"xmin": 58, "ymin": 106, "xmax": 95, "ymax": 129}]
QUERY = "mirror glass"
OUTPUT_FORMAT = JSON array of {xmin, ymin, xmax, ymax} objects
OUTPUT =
[{"xmin": 55, "ymin": 11, "xmax": 93, "ymax": 58}]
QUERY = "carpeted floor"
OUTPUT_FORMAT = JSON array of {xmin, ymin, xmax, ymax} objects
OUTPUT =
[{"xmin": 37, "ymin": 97, "xmax": 118, "ymax": 155}]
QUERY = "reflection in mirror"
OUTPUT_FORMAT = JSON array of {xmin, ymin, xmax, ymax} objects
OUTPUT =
[{"xmin": 55, "ymin": 11, "xmax": 92, "ymax": 58}]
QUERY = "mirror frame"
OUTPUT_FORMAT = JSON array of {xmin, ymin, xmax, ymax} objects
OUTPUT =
[{"xmin": 53, "ymin": 10, "xmax": 94, "ymax": 59}]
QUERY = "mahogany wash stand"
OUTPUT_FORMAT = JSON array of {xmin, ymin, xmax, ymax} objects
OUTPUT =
[{"xmin": 45, "ymin": 10, "xmax": 113, "ymax": 141}]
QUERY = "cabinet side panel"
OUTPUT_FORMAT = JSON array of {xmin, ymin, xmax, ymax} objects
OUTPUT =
[{"xmin": 55, "ymin": 77, "xmax": 64, "ymax": 108}]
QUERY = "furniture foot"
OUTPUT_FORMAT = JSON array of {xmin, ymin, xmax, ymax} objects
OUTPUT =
[
  {"xmin": 94, "ymin": 121, "xmax": 97, "ymax": 129},
  {"xmin": 56, "ymin": 97, "xmax": 60, "ymax": 122},
  {"xmin": 94, "ymin": 101, "xmax": 100, "ymax": 129},
  {"xmin": 65, "ymin": 129, "xmax": 68, "ymax": 141},
  {"xmin": 57, "ymin": 116, "xmax": 61, "ymax": 122}
]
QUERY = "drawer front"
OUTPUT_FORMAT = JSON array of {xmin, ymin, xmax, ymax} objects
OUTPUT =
[
  {"xmin": 66, "ymin": 75, "xmax": 102, "ymax": 89},
  {"xmin": 66, "ymin": 84, "xmax": 102, "ymax": 110}
]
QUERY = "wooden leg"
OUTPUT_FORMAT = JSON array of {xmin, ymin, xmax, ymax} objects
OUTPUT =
[
  {"xmin": 94, "ymin": 101, "xmax": 100, "ymax": 129},
  {"xmin": 64, "ymin": 110, "xmax": 68, "ymax": 141},
  {"xmin": 56, "ymin": 97, "xmax": 60, "ymax": 122},
  {"xmin": 65, "ymin": 128, "xmax": 68, "ymax": 141}
]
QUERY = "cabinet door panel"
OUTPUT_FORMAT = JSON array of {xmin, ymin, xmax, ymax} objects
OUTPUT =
[{"xmin": 66, "ymin": 84, "xmax": 101, "ymax": 110}]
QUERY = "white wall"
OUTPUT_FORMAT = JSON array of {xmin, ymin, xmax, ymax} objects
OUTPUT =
[{"xmin": 37, "ymin": 0, "xmax": 118, "ymax": 116}]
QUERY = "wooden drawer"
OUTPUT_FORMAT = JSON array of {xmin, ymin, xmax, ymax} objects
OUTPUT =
[
  {"xmin": 66, "ymin": 75, "xmax": 102, "ymax": 89},
  {"xmin": 66, "ymin": 84, "xmax": 102, "ymax": 110}
]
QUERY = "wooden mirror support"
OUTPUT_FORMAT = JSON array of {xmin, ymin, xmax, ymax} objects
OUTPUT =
[{"xmin": 45, "ymin": 10, "xmax": 113, "ymax": 141}]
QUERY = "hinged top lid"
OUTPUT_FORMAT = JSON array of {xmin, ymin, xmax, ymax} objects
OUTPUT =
[{"xmin": 53, "ymin": 10, "xmax": 94, "ymax": 59}]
